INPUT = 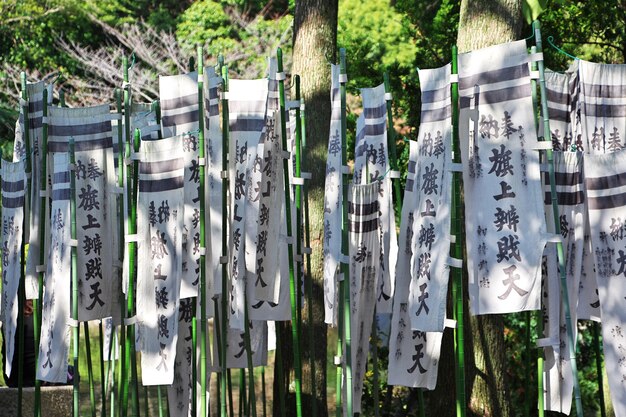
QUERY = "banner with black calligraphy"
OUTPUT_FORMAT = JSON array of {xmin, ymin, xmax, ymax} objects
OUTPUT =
[
  {"xmin": 459, "ymin": 40, "xmax": 547, "ymax": 315},
  {"xmin": 407, "ymin": 65, "xmax": 453, "ymax": 332},
  {"xmin": 347, "ymin": 182, "xmax": 381, "ymax": 413},
  {"xmin": 1, "ymin": 160, "xmax": 26, "ymax": 378},
  {"xmin": 47, "ymin": 105, "xmax": 119, "ymax": 322},
  {"xmin": 211, "ymin": 312, "xmax": 268, "ymax": 369},
  {"xmin": 167, "ymin": 298, "xmax": 195, "ymax": 417},
  {"xmin": 323, "ymin": 64, "xmax": 342, "ymax": 325},
  {"xmin": 36, "ymin": 153, "xmax": 72, "ymax": 383},
  {"xmin": 160, "ymin": 72, "xmax": 201, "ymax": 299},
  {"xmin": 137, "ymin": 135, "xmax": 184, "ymax": 385},
  {"xmin": 584, "ymin": 150, "xmax": 626, "ymax": 417},
  {"xmin": 227, "ymin": 78, "xmax": 268, "ymax": 331},
  {"xmin": 14, "ymin": 81, "xmax": 53, "ymax": 300}
]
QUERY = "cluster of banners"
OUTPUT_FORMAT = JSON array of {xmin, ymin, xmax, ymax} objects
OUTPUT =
[
  {"xmin": 323, "ymin": 40, "xmax": 626, "ymax": 415},
  {"xmin": 0, "ymin": 58, "xmax": 303, "ymax": 416}
]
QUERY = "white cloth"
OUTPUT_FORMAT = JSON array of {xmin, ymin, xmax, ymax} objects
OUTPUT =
[
  {"xmin": 459, "ymin": 40, "xmax": 547, "ymax": 315},
  {"xmin": 36, "ymin": 153, "xmax": 71, "ymax": 383},
  {"xmin": 160, "ymin": 72, "xmax": 201, "ymax": 299},
  {"xmin": 167, "ymin": 298, "xmax": 194, "ymax": 417},
  {"xmin": 407, "ymin": 65, "xmax": 453, "ymax": 332},
  {"xmin": 48, "ymin": 105, "xmax": 118, "ymax": 321},
  {"xmin": 0, "ymin": 160, "xmax": 26, "ymax": 377},
  {"xmin": 323, "ymin": 64, "xmax": 342, "ymax": 325},
  {"xmin": 388, "ymin": 140, "xmax": 442, "ymax": 389},
  {"xmin": 584, "ymin": 149, "xmax": 626, "ymax": 417},
  {"xmin": 136, "ymin": 135, "xmax": 184, "ymax": 385}
]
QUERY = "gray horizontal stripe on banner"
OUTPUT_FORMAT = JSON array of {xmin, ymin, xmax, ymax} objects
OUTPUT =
[
  {"xmin": 356, "ymin": 128, "xmax": 365, "ymax": 142},
  {"xmin": 544, "ymin": 171, "xmax": 583, "ymax": 187},
  {"xmin": 160, "ymin": 93, "xmax": 197, "ymax": 111},
  {"xmin": 52, "ymin": 189, "xmax": 70, "ymax": 201},
  {"xmin": 421, "ymin": 105, "xmax": 451, "ymax": 124},
  {"xmin": 48, "ymin": 137, "xmax": 113, "ymax": 153},
  {"xmin": 421, "ymin": 87, "xmax": 450, "ymax": 104},
  {"xmin": 583, "ymin": 103, "xmax": 626, "ymax": 118},
  {"xmin": 140, "ymin": 158, "xmax": 185, "ymax": 174},
  {"xmin": 19, "ymin": 115, "xmax": 44, "ymax": 129},
  {"xmin": 162, "ymin": 110, "xmax": 199, "ymax": 127},
  {"xmin": 364, "ymin": 103, "xmax": 386, "ymax": 120},
  {"xmin": 229, "ymin": 118, "xmax": 264, "ymax": 132},
  {"xmin": 405, "ymin": 179, "xmax": 414, "ymax": 191},
  {"xmin": 544, "ymin": 191, "xmax": 584, "ymax": 206},
  {"xmin": 459, "ymin": 64, "xmax": 528, "ymax": 90},
  {"xmin": 348, "ymin": 218, "xmax": 379, "ymax": 233},
  {"xmin": 584, "ymin": 83, "xmax": 626, "ymax": 99},
  {"xmin": 364, "ymin": 121, "xmax": 385, "ymax": 136},
  {"xmin": 348, "ymin": 201, "xmax": 379, "ymax": 215},
  {"xmin": 204, "ymin": 99, "xmax": 219, "ymax": 116},
  {"xmin": 2, "ymin": 180, "xmax": 24, "ymax": 193},
  {"xmin": 2, "ymin": 196, "xmax": 25, "ymax": 209},
  {"xmin": 547, "ymin": 107, "xmax": 570, "ymax": 123},
  {"xmin": 587, "ymin": 192, "xmax": 626, "ymax": 210},
  {"xmin": 28, "ymin": 100, "xmax": 44, "ymax": 114},
  {"xmin": 140, "ymin": 176, "xmax": 184, "ymax": 193},
  {"xmin": 408, "ymin": 160, "xmax": 417, "ymax": 174},
  {"xmin": 54, "ymin": 171, "xmax": 71, "ymax": 184},
  {"xmin": 585, "ymin": 171, "xmax": 626, "ymax": 190},
  {"xmin": 208, "ymin": 87, "xmax": 218, "ymax": 100},
  {"xmin": 546, "ymin": 88, "xmax": 569, "ymax": 104},
  {"xmin": 460, "ymin": 84, "xmax": 531, "ymax": 108},
  {"xmin": 49, "ymin": 121, "xmax": 112, "ymax": 137}
]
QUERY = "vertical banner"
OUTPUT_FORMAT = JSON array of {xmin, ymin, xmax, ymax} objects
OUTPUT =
[
  {"xmin": 358, "ymin": 84, "xmax": 397, "ymax": 313},
  {"xmin": 388, "ymin": 140, "xmax": 442, "ymax": 389},
  {"xmin": 348, "ymin": 182, "xmax": 381, "ymax": 413},
  {"xmin": 323, "ymin": 64, "xmax": 342, "ymax": 325},
  {"xmin": 227, "ymin": 78, "xmax": 268, "ymax": 330},
  {"xmin": 47, "ymin": 105, "xmax": 118, "ymax": 321},
  {"xmin": 168, "ymin": 298, "xmax": 194, "ymax": 417},
  {"xmin": 459, "ymin": 40, "xmax": 547, "ymax": 315},
  {"xmin": 15, "ymin": 81, "xmax": 53, "ymax": 300},
  {"xmin": 36, "ymin": 153, "xmax": 71, "ymax": 383},
  {"xmin": 408, "ymin": 65, "xmax": 453, "ymax": 332},
  {"xmin": 1, "ymin": 160, "xmax": 26, "ymax": 378},
  {"xmin": 160, "ymin": 72, "xmax": 201, "ymax": 299},
  {"xmin": 211, "ymin": 314, "xmax": 268, "ymax": 369},
  {"xmin": 137, "ymin": 135, "xmax": 184, "ymax": 385},
  {"xmin": 584, "ymin": 150, "xmax": 626, "ymax": 417}
]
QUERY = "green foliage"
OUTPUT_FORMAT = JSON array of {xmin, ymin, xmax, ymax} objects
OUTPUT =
[
  {"xmin": 522, "ymin": 0, "xmax": 548, "ymax": 25},
  {"xmin": 176, "ymin": 0, "xmax": 238, "ymax": 56}
]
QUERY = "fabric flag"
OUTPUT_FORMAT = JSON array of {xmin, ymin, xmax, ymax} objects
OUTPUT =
[
  {"xmin": 579, "ymin": 60, "xmax": 626, "ymax": 154},
  {"xmin": 541, "ymin": 152, "xmax": 585, "ymax": 414},
  {"xmin": 227, "ymin": 78, "xmax": 268, "ymax": 330},
  {"xmin": 347, "ymin": 182, "xmax": 381, "ymax": 413},
  {"xmin": 36, "ymin": 153, "xmax": 71, "ymax": 383},
  {"xmin": 388, "ymin": 140, "xmax": 442, "ymax": 389},
  {"xmin": 47, "ymin": 105, "xmax": 118, "ymax": 322},
  {"xmin": 160, "ymin": 72, "xmax": 201, "ymax": 299},
  {"xmin": 14, "ymin": 80, "xmax": 53, "ymax": 300},
  {"xmin": 584, "ymin": 150, "xmax": 626, "ymax": 417},
  {"xmin": 459, "ymin": 40, "xmax": 547, "ymax": 315},
  {"xmin": 0, "ymin": 160, "xmax": 26, "ymax": 378},
  {"xmin": 545, "ymin": 66, "xmax": 601, "ymax": 322},
  {"xmin": 204, "ymin": 66, "xmax": 224, "ymax": 296},
  {"xmin": 136, "ymin": 135, "xmax": 184, "ymax": 385},
  {"xmin": 168, "ymin": 298, "xmax": 195, "ymax": 417},
  {"xmin": 323, "ymin": 64, "xmax": 342, "ymax": 325},
  {"xmin": 407, "ymin": 65, "xmax": 453, "ymax": 332},
  {"xmin": 354, "ymin": 84, "xmax": 397, "ymax": 313}
]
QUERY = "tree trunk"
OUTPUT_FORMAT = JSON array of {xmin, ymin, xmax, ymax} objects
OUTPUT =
[
  {"xmin": 456, "ymin": 1, "xmax": 523, "ymax": 417},
  {"xmin": 280, "ymin": 1, "xmax": 338, "ymax": 416}
]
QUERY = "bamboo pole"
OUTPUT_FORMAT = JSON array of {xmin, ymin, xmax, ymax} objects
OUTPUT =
[
  {"xmin": 593, "ymin": 322, "xmax": 607, "ymax": 417},
  {"xmin": 99, "ymin": 320, "xmax": 107, "ymax": 417},
  {"xmin": 114, "ymin": 87, "xmax": 124, "ymax": 417},
  {"xmin": 533, "ymin": 20, "xmax": 583, "ymax": 417},
  {"xmin": 276, "ymin": 46, "xmax": 303, "ymax": 417},
  {"xmin": 261, "ymin": 366, "xmax": 267, "ymax": 417},
  {"xmin": 243, "ymin": 304, "xmax": 256, "ymax": 417},
  {"xmin": 197, "ymin": 45, "xmax": 209, "ymax": 417},
  {"xmin": 120, "ymin": 56, "xmax": 130, "ymax": 417},
  {"xmin": 338, "ymin": 47, "xmax": 354, "ymax": 417},
  {"xmin": 450, "ymin": 45, "xmax": 467, "ymax": 417},
  {"xmin": 69, "ymin": 138, "xmax": 80, "ymax": 417},
  {"xmin": 85, "ymin": 322, "xmax": 97, "ymax": 417}
]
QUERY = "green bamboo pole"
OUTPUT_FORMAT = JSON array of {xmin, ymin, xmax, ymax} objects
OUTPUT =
[
  {"xmin": 107, "ymin": 325, "xmax": 118, "ymax": 417},
  {"xmin": 274, "ymin": 327, "xmax": 286, "ymax": 417},
  {"xmin": 220, "ymin": 63, "xmax": 230, "ymax": 417},
  {"xmin": 34, "ymin": 84, "xmax": 49, "ymax": 417},
  {"xmin": 243, "ymin": 304, "xmax": 256, "ymax": 417},
  {"xmin": 338, "ymin": 47, "xmax": 354, "ymax": 417},
  {"xmin": 334, "ymin": 281, "xmax": 344, "ymax": 417},
  {"xmin": 114, "ymin": 87, "xmax": 124, "ymax": 417},
  {"xmin": 157, "ymin": 386, "xmax": 164, "ymax": 417},
  {"xmin": 450, "ymin": 45, "xmax": 467, "ymax": 417},
  {"xmin": 299, "ymin": 91, "xmax": 318, "ymax": 417},
  {"xmin": 529, "ymin": 46, "xmax": 544, "ymax": 417},
  {"xmin": 120, "ymin": 56, "xmax": 130, "ymax": 417},
  {"xmin": 533, "ymin": 20, "xmax": 583, "ymax": 417},
  {"xmin": 417, "ymin": 389, "xmax": 425, "ymax": 417},
  {"xmin": 85, "ymin": 322, "xmax": 97, "ymax": 417},
  {"xmin": 261, "ymin": 366, "xmax": 267, "ymax": 417},
  {"xmin": 276, "ymin": 46, "xmax": 303, "ymax": 417},
  {"xmin": 143, "ymin": 386, "xmax": 149, "ymax": 417},
  {"xmin": 239, "ymin": 369, "xmax": 245, "ymax": 417},
  {"xmin": 228, "ymin": 370, "xmax": 234, "ymax": 417},
  {"xmin": 99, "ymin": 320, "xmax": 107, "ymax": 417},
  {"xmin": 197, "ymin": 45, "xmax": 209, "ymax": 417},
  {"xmin": 593, "ymin": 322, "xmax": 607, "ymax": 417},
  {"xmin": 213, "ymin": 297, "xmax": 223, "ymax": 416},
  {"xmin": 69, "ymin": 138, "xmax": 80, "ymax": 417},
  {"xmin": 59, "ymin": 89, "xmax": 65, "ymax": 107}
]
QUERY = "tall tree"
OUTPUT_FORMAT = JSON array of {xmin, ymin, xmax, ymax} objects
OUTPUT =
[
  {"xmin": 456, "ymin": 1, "xmax": 523, "ymax": 416},
  {"xmin": 285, "ymin": 1, "xmax": 338, "ymax": 416}
]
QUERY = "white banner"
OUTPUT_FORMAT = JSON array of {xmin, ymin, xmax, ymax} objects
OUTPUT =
[
  {"xmin": 168, "ymin": 298, "xmax": 194, "ymax": 417},
  {"xmin": 459, "ymin": 40, "xmax": 547, "ymax": 315}
]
